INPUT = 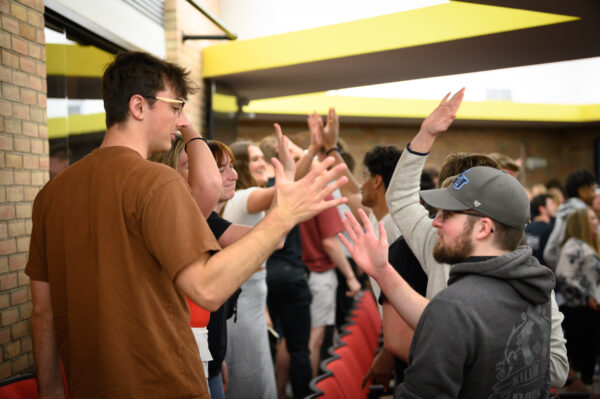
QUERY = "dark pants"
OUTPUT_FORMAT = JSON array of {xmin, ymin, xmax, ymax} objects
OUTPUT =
[
  {"xmin": 560, "ymin": 305, "xmax": 600, "ymax": 383},
  {"xmin": 335, "ymin": 257, "xmax": 367, "ymax": 330},
  {"xmin": 267, "ymin": 263, "xmax": 312, "ymax": 399}
]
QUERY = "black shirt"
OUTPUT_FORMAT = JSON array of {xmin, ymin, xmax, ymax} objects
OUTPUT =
[
  {"xmin": 379, "ymin": 236, "xmax": 428, "ymax": 304},
  {"xmin": 265, "ymin": 177, "xmax": 305, "ymax": 270},
  {"xmin": 378, "ymin": 236, "xmax": 428, "ymax": 385},
  {"xmin": 525, "ymin": 219, "xmax": 554, "ymax": 265},
  {"xmin": 206, "ymin": 212, "xmax": 240, "ymax": 378}
]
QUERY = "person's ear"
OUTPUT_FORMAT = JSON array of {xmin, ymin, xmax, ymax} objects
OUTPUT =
[
  {"xmin": 475, "ymin": 217, "xmax": 495, "ymax": 240},
  {"xmin": 129, "ymin": 94, "xmax": 145, "ymax": 121},
  {"xmin": 372, "ymin": 174, "xmax": 384, "ymax": 189}
]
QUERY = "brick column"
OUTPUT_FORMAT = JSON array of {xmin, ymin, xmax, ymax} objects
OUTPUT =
[
  {"xmin": 0, "ymin": 0, "xmax": 47, "ymax": 379},
  {"xmin": 164, "ymin": 0, "xmax": 221, "ymax": 134}
]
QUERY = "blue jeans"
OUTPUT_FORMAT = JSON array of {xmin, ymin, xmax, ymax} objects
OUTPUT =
[{"xmin": 208, "ymin": 372, "xmax": 225, "ymax": 399}]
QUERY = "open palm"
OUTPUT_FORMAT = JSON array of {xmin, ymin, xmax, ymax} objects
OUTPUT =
[{"xmin": 339, "ymin": 209, "xmax": 389, "ymax": 278}]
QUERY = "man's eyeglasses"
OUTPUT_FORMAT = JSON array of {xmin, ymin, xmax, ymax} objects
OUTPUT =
[
  {"xmin": 436, "ymin": 209, "xmax": 485, "ymax": 222},
  {"xmin": 435, "ymin": 209, "xmax": 495, "ymax": 232},
  {"xmin": 142, "ymin": 95, "xmax": 185, "ymax": 116}
]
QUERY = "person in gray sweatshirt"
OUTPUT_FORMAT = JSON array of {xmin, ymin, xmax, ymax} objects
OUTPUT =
[
  {"xmin": 543, "ymin": 169, "xmax": 596, "ymax": 269},
  {"xmin": 341, "ymin": 165, "xmax": 555, "ymax": 398},
  {"xmin": 384, "ymin": 89, "xmax": 567, "ymax": 387}
]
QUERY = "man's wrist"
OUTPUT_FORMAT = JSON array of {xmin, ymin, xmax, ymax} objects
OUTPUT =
[
  {"xmin": 372, "ymin": 262, "xmax": 396, "ymax": 285},
  {"xmin": 185, "ymin": 136, "xmax": 208, "ymax": 153},
  {"xmin": 307, "ymin": 144, "xmax": 320, "ymax": 156},
  {"xmin": 263, "ymin": 206, "xmax": 295, "ymax": 236},
  {"xmin": 325, "ymin": 147, "xmax": 344, "ymax": 156},
  {"xmin": 324, "ymin": 140, "xmax": 338, "ymax": 151},
  {"xmin": 407, "ymin": 129, "xmax": 435, "ymax": 155}
]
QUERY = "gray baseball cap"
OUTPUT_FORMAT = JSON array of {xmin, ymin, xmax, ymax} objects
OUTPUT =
[{"xmin": 419, "ymin": 166, "xmax": 530, "ymax": 230}]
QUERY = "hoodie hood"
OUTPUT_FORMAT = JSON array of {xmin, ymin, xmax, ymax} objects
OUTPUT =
[
  {"xmin": 448, "ymin": 245, "xmax": 555, "ymax": 305},
  {"xmin": 556, "ymin": 197, "xmax": 587, "ymax": 220}
]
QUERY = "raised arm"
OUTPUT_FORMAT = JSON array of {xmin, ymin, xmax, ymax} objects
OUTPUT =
[
  {"xmin": 382, "ymin": 301, "xmax": 414, "ymax": 362},
  {"xmin": 179, "ymin": 111, "xmax": 221, "ymax": 217},
  {"xmin": 295, "ymin": 113, "xmax": 323, "ymax": 180},
  {"xmin": 385, "ymin": 89, "xmax": 464, "ymax": 297},
  {"xmin": 409, "ymin": 88, "xmax": 465, "ymax": 154},
  {"xmin": 246, "ymin": 124, "xmax": 296, "ymax": 214},
  {"xmin": 339, "ymin": 209, "xmax": 428, "ymax": 329},
  {"xmin": 323, "ymin": 108, "xmax": 362, "ymax": 194},
  {"xmin": 311, "ymin": 108, "xmax": 366, "ymax": 221},
  {"xmin": 30, "ymin": 279, "xmax": 66, "ymax": 399},
  {"xmin": 176, "ymin": 156, "xmax": 349, "ymax": 311}
]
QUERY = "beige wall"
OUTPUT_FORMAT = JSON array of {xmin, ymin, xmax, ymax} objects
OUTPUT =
[{"xmin": 238, "ymin": 120, "xmax": 599, "ymax": 189}]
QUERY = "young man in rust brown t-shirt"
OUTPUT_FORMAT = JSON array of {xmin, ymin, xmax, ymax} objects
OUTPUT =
[{"xmin": 26, "ymin": 52, "xmax": 350, "ymax": 399}]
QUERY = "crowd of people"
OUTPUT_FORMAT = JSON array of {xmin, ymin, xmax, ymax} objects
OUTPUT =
[{"xmin": 25, "ymin": 51, "xmax": 600, "ymax": 399}]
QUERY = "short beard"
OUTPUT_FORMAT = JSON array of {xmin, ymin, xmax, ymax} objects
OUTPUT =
[{"xmin": 433, "ymin": 219, "xmax": 475, "ymax": 265}]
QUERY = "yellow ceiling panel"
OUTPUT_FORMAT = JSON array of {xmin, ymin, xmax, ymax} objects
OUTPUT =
[
  {"xmin": 244, "ymin": 93, "xmax": 600, "ymax": 123},
  {"xmin": 203, "ymin": 2, "xmax": 578, "ymax": 77}
]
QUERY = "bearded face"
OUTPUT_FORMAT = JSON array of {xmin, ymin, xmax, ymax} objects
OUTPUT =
[{"xmin": 433, "ymin": 215, "xmax": 476, "ymax": 265}]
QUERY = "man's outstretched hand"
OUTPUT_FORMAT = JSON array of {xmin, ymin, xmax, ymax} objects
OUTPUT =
[
  {"xmin": 270, "ymin": 156, "xmax": 348, "ymax": 228},
  {"xmin": 339, "ymin": 209, "xmax": 389, "ymax": 279},
  {"xmin": 411, "ymin": 88, "xmax": 465, "ymax": 154},
  {"xmin": 421, "ymin": 88, "xmax": 465, "ymax": 137}
]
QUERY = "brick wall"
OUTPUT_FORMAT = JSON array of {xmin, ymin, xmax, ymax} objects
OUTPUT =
[
  {"xmin": 0, "ymin": 0, "xmax": 47, "ymax": 379},
  {"xmin": 238, "ymin": 120, "xmax": 600, "ymax": 189},
  {"xmin": 164, "ymin": 0, "xmax": 221, "ymax": 134}
]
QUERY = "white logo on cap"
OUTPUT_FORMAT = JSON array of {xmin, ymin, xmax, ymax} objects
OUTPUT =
[{"xmin": 473, "ymin": 200, "xmax": 481, "ymax": 207}]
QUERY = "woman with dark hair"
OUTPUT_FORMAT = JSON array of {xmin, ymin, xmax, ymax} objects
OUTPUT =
[
  {"xmin": 160, "ymin": 122, "xmax": 251, "ymax": 399},
  {"xmin": 556, "ymin": 207, "xmax": 600, "ymax": 385},
  {"xmin": 221, "ymin": 138, "xmax": 280, "ymax": 399}
]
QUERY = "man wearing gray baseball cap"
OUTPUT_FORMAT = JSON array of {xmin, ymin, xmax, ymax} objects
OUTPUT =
[{"xmin": 341, "ymin": 165, "xmax": 555, "ymax": 398}]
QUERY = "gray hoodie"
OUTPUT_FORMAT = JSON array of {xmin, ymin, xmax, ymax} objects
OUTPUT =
[
  {"xmin": 543, "ymin": 197, "xmax": 588, "ymax": 269},
  {"xmin": 396, "ymin": 246, "xmax": 554, "ymax": 399}
]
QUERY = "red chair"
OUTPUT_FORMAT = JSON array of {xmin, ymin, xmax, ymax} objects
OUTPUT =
[
  {"xmin": 339, "ymin": 325, "xmax": 375, "ymax": 374},
  {"xmin": 348, "ymin": 305, "xmax": 380, "ymax": 350},
  {"xmin": 326, "ymin": 348, "xmax": 369, "ymax": 399},
  {"xmin": 0, "ymin": 375, "xmax": 38, "ymax": 399},
  {"xmin": 361, "ymin": 291, "xmax": 382, "ymax": 331},
  {"xmin": 307, "ymin": 372, "xmax": 345, "ymax": 399},
  {"xmin": 0, "ymin": 366, "xmax": 69, "ymax": 399},
  {"xmin": 351, "ymin": 291, "xmax": 382, "ymax": 338},
  {"xmin": 344, "ymin": 320, "xmax": 378, "ymax": 354}
]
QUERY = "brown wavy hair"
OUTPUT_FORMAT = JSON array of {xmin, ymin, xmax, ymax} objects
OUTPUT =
[
  {"xmin": 229, "ymin": 141, "xmax": 259, "ymax": 190},
  {"xmin": 438, "ymin": 153, "xmax": 501, "ymax": 188},
  {"xmin": 208, "ymin": 140, "xmax": 235, "ymax": 167}
]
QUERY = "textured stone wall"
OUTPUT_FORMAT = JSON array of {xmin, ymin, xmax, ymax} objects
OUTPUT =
[{"xmin": 0, "ymin": 0, "xmax": 47, "ymax": 379}]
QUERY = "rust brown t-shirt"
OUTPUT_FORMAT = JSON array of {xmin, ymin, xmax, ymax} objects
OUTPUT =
[{"xmin": 26, "ymin": 146, "xmax": 220, "ymax": 398}]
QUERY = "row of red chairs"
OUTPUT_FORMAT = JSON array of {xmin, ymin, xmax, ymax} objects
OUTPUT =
[
  {"xmin": 307, "ymin": 290, "xmax": 383, "ymax": 398},
  {"xmin": 0, "ymin": 374, "xmax": 38, "ymax": 399},
  {"xmin": 0, "ymin": 366, "xmax": 69, "ymax": 398}
]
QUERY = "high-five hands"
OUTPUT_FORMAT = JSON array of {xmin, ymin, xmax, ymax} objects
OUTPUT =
[
  {"xmin": 338, "ymin": 209, "xmax": 389, "ymax": 279},
  {"xmin": 307, "ymin": 107, "xmax": 339, "ymax": 150},
  {"xmin": 271, "ymin": 156, "xmax": 348, "ymax": 227},
  {"xmin": 273, "ymin": 123, "xmax": 295, "ymax": 181},
  {"xmin": 322, "ymin": 107, "xmax": 339, "ymax": 149},
  {"xmin": 307, "ymin": 112, "xmax": 325, "ymax": 152}
]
